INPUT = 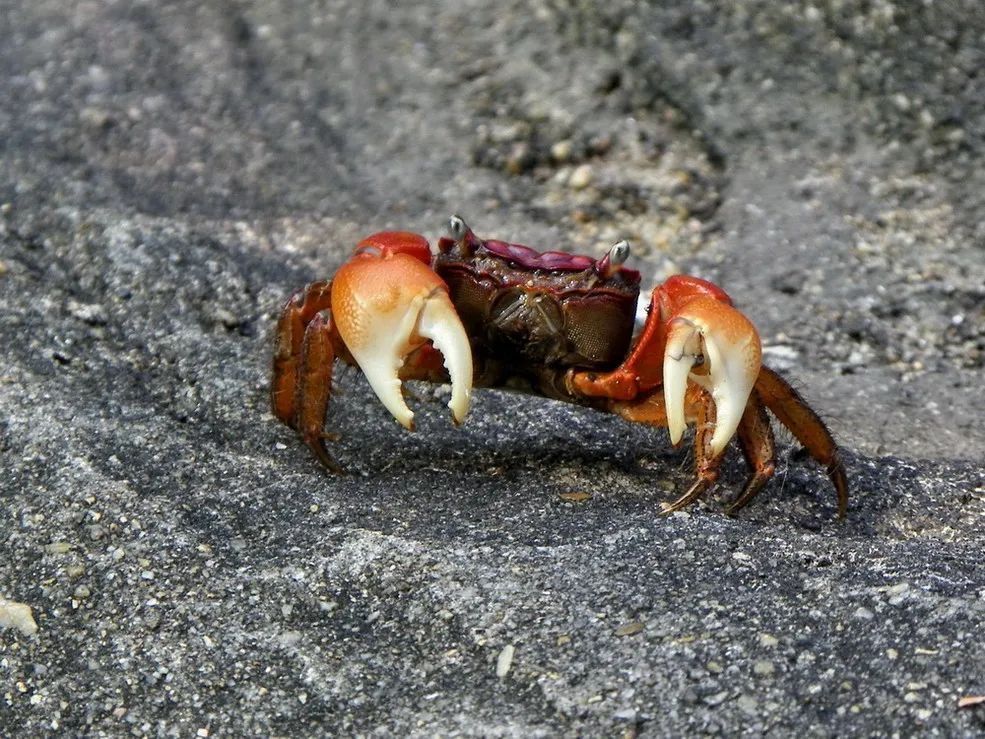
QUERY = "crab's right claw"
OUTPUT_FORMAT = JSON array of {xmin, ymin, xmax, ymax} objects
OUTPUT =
[
  {"xmin": 663, "ymin": 297, "xmax": 762, "ymax": 457},
  {"xmin": 330, "ymin": 239, "xmax": 473, "ymax": 430}
]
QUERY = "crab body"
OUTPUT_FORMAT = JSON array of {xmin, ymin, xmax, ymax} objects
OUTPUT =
[
  {"xmin": 432, "ymin": 226, "xmax": 640, "ymax": 398},
  {"xmin": 272, "ymin": 217, "xmax": 847, "ymax": 516}
]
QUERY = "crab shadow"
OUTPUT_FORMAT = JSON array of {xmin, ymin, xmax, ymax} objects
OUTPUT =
[{"xmin": 305, "ymin": 398, "xmax": 852, "ymax": 527}]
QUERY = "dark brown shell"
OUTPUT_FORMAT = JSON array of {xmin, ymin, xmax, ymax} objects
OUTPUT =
[{"xmin": 435, "ymin": 230, "xmax": 640, "ymax": 374}]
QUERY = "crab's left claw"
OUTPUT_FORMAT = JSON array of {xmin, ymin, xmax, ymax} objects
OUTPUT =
[
  {"xmin": 663, "ymin": 297, "xmax": 762, "ymax": 457},
  {"xmin": 331, "ymin": 243, "xmax": 473, "ymax": 430}
]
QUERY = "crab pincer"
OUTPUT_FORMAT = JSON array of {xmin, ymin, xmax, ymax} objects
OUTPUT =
[
  {"xmin": 661, "ymin": 287, "xmax": 762, "ymax": 458},
  {"xmin": 271, "ymin": 231, "xmax": 473, "ymax": 468},
  {"xmin": 332, "ymin": 233, "xmax": 473, "ymax": 430}
]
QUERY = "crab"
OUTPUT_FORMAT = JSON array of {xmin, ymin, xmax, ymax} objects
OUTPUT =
[{"xmin": 271, "ymin": 216, "xmax": 847, "ymax": 516}]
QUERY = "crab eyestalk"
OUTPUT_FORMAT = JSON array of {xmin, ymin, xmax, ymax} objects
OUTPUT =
[
  {"xmin": 331, "ymin": 243, "xmax": 473, "ymax": 430},
  {"xmin": 663, "ymin": 296, "xmax": 762, "ymax": 457},
  {"xmin": 597, "ymin": 240, "xmax": 631, "ymax": 279},
  {"xmin": 447, "ymin": 214, "xmax": 476, "ymax": 257}
]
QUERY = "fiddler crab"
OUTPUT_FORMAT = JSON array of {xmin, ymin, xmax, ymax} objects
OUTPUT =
[{"xmin": 271, "ymin": 216, "xmax": 847, "ymax": 516}]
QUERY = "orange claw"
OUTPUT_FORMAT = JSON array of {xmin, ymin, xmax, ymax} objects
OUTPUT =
[
  {"xmin": 330, "ymin": 235, "xmax": 473, "ymax": 430},
  {"xmin": 663, "ymin": 295, "xmax": 762, "ymax": 457},
  {"xmin": 571, "ymin": 275, "xmax": 761, "ymax": 459}
]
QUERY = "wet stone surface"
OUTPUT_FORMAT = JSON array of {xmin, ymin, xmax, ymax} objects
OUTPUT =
[{"xmin": 2, "ymin": 0, "xmax": 984, "ymax": 735}]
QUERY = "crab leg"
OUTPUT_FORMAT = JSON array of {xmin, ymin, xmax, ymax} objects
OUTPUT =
[
  {"xmin": 726, "ymin": 394, "xmax": 777, "ymax": 514},
  {"xmin": 608, "ymin": 385, "xmax": 724, "ymax": 513},
  {"xmin": 330, "ymin": 248, "xmax": 473, "ymax": 430},
  {"xmin": 296, "ymin": 309, "xmax": 344, "ymax": 472},
  {"xmin": 271, "ymin": 281, "xmax": 335, "ymax": 427},
  {"xmin": 660, "ymin": 389, "xmax": 720, "ymax": 514},
  {"xmin": 754, "ymin": 367, "xmax": 848, "ymax": 516}
]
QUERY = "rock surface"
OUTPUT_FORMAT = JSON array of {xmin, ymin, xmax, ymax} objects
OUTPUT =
[{"xmin": 2, "ymin": 0, "xmax": 984, "ymax": 735}]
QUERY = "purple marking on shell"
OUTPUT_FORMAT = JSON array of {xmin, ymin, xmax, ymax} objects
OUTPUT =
[
  {"xmin": 483, "ymin": 239, "xmax": 631, "ymax": 275},
  {"xmin": 439, "ymin": 230, "xmax": 641, "ymax": 282}
]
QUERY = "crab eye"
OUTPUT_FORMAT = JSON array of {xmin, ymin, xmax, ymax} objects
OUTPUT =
[
  {"xmin": 448, "ymin": 215, "xmax": 468, "ymax": 241},
  {"xmin": 598, "ymin": 240, "xmax": 631, "ymax": 278},
  {"xmin": 609, "ymin": 240, "xmax": 630, "ymax": 266}
]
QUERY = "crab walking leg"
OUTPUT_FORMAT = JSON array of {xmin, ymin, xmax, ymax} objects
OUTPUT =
[
  {"xmin": 661, "ymin": 390, "xmax": 721, "ymax": 514},
  {"xmin": 271, "ymin": 281, "xmax": 334, "ymax": 427},
  {"xmin": 609, "ymin": 385, "xmax": 722, "ymax": 513},
  {"xmin": 295, "ymin": 310, "xmax": 343, "ymax": 472},
  {"xmin": 726, "ymin": 395, "xmax": 777, "ymax": 515},
  {"xmin": 330, "ymin": 251, "xmax": 473, "ymax": 430},
  {"xmin": 754, "ymin": 366, "xmax": 848, "ymax": 516},
  {"xmin": 663, "ymin": 296, "xmax": 762, "ymax": 457}
]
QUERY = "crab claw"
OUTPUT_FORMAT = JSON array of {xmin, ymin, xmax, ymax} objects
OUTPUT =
[
  {"xmin": 663, "ymin": 296, "xmax": 762, "ymax": 457},
  {"xmin": 331, "ymin": 243, "xmax": 473, "ymax": 430}
]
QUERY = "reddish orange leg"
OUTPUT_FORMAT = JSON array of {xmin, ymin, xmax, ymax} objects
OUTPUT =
[
  {"xmin": 271, "ymin": 281, "xmax": 333, "ymax": 426},
  {"xmin": 726, "ymin": 396, "xmax": 776, "ymax": 515},
  {"xmin": 296, "ymin": 310, "xmax": 343, "ymax": 472},
  {"xmin": 271, "ymin": 281, "xmax": 351, "ymax": 472},
  {"xmin": 755, "ymin": 367, "xmax": 848, "ymax": 517},
  {"xmin": 660, "ymin": 390, "xmax": 720, "ymax": 514},
  {"xmin": 609, "ymin": 385, "xmax": 725, "ymax": 514}
]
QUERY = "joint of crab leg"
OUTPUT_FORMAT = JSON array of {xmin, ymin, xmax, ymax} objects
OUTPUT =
[
  {"xmin": 662, "ymin": 297, "xmax": 762, "ymax": 457},
  {"xmin": 331, "ymin": 251, "xmax": 473, "ymax": 431}
]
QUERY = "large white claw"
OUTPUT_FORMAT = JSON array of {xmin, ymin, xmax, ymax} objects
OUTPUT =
[
  {"xmin": 331, "ymin": 253, "xmax": 473, "ymax": 430},
  {"xmin": 662, "ymin": 298, "xmax": 762, "ymax": 457}
]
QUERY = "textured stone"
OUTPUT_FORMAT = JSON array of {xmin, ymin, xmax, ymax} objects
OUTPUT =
[{"xmin": 2, "ymin": 0, "xmax": 984, "ymax": 736}]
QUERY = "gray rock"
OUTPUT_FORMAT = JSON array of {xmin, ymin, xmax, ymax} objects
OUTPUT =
[{"xmin": 2, "ymin": 0, "xmax": 984, "ymax": 735}]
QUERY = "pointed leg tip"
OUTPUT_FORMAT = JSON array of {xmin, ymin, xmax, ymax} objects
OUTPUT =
[
  {"xmin": 309, "ymin": 440, "xmax": 344, "ymax": 474},
  {"xmin": 828, "ymin": 457, "xmax": 849, "ymax": 519}
]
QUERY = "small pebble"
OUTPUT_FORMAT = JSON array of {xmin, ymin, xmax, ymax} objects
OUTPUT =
[
  {"xmin": 0, "ymin": 598, "xmax": 39, "ymax": 636},
  {"xmin": 569, "ymin": 164, "xmax": 593, "ymax": 190},
  {"xmin": 703, "ymin": 691, "xmax": 729, "ymax": 707},
  {"xmin": 551, "ymin": 140, "xmax": 573, "ymax": 163},
  {"xmin": 614, "ymin": 620, "xmax": 644, "ymax": 637},
  {"xmin": 736, "ymin": 694, "xmax": 759, "ymax": 715},
  {"xmin": 753, "ymin": 660, "xmax": 775, "ymax": 677},
  {"xmin": 496, "ymin": 644, "xmax": 515, "ymax": 678}
]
